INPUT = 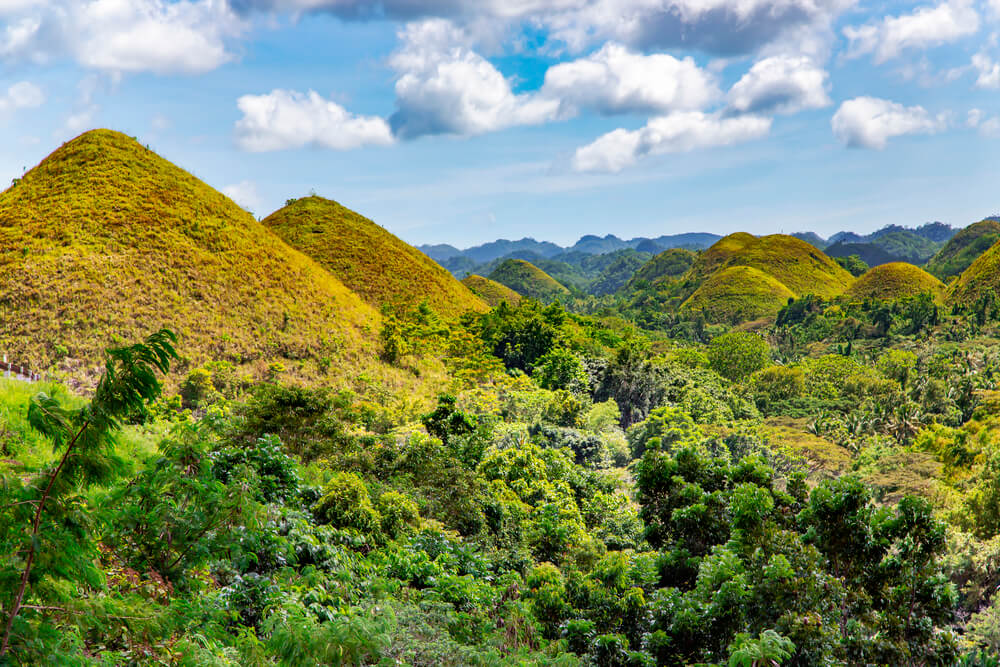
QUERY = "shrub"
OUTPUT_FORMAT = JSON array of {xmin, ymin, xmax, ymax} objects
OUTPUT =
[
  {"xmin": 314, "ymin": 472, "xmax": 381, "ymax": 538},
  {"xmin": 707, "ymin": 332, "xmax": 771, "ymax": 381}
]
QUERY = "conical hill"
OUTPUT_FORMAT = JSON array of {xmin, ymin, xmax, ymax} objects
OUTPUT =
[
  {"xmin": 263, "ymin": 196, "xmax": 487, "ymax": 318},
  {"xmin": 0, "ymin": 129, "xmax": 379, "ymax": 383}
]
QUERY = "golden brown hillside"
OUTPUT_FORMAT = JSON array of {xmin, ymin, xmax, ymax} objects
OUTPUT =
[
  {"xmin": 263, "ymin": 196, "xmax": 487, "ymax": 318},
  {"xmin": 461, "ymin": 274, "xmax": 522, "ymax": 307},
  {"xmin": 846, "ymin": 262, "xmax": 943, "ymax": 301},
  {"xmin": 0, "ymin": 130, "xmax": 380, "ymax": 384}
]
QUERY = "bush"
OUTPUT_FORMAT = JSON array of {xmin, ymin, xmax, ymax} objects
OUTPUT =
[
  {"xmin": 314, "ymin": 472, "xmax": 381, "ymax": 538},
  {"xmin": 707, "ymin": 332, "xmax": 771, "ymax": 381},
  {"xmin": 377, "ymin": 491, "xmax": 421, "ymax": 541}
]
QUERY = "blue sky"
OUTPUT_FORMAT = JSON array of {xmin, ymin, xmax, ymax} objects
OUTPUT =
[{"xmin": 0, "ymin": 0, "xmax": 998, "ymax": 247}]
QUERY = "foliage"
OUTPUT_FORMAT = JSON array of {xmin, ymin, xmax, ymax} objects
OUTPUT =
[{"xmin": 707, "ymin": 332, "xmax": 771, "ymax": 381}]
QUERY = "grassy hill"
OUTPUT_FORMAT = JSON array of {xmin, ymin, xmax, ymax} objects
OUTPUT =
[
  {"xmin": 689, "ymin": 234, "xmax": 854, "ymax": 298},
  {"xmin": 488, "ymin": 259, "xmax": 569, "ymax": 302},
  {"xmin": 263, "ymin": 196, "xmax": 487, "ymax": 318},
  {"xmin": 0, "ymin": 130, "xmax": 380, "ymax": 384},
  {"xmin": 460, "ymin": 274, "xmax": 522, "ymax": 307},
  {"xmin": 845, "ymin": 263, "xmax": 944, "ymax": 301},
  {"xmin": 681, "ymin": 266, "xmax": 795, "ymax": 323},
  {"xmin": 947, "ymin": 237, "xmax": 1000, "ymax": 306},
  {"xmin": 925, "ymin": 219, "xmax": 1000, "ymax": 280},
  {"xmin": 627, "ymin": 248, "xmax": 697, "ymax": 289}
]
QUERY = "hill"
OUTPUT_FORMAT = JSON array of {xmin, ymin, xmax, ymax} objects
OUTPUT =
[
  {"xmin": 925, "ymin": 219, "xmax": 1000, "ymax": 280},
  {"xmin": 488, "ymin": 259, "xmax": 569, "ymax": 302},
  {"xmin": 689, "ymin": 234, "xmax": 854, "ymax": 299},
  {"xmin": 460, "ymin": 274, "xmax": 523, "ymax": 307},
  {"xmin": 627, "ymin": 248, "xmax": 697, "ymax": 289},
  {"xmin": 825, "ymin": 242, "xmax": 898, "ymax": 267},
  {"xmin": 868, "ymin": 230, "xmax": 942, "ymax": 263},
  {"xmin": 263, "ymin": 196, "xmax": 487, "ymax": 318},
  {"xmin": 947, "ymin": 238, "xmax": 1000, "ymax": 306},
  {"xmin": 681, "ymin": 266, "xmax": 795, "ymax": 323},
  {"xmin": 845, "ymin": 263, "xmax": 944, "ymax": 301},
  {"xmin": 791, "ymin": 232, "xmax": 827, "ymax": 249},
  {"xmin": 0, "ymin": 130, "xmax": 380, "ymax": 383}
]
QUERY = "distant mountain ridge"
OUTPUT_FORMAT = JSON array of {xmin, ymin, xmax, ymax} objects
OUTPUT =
[
  {"xmin": 422, "ymin": 223, "xmax": 958, "ymax": 270},
  {"xmin": 419, "ymin": 232, "xmax": 721, "ymax": 268}
]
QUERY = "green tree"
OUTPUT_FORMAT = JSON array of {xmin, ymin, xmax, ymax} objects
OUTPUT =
[
  {"xmin": 707, "ymin": 332, "xmax": 771, "ymax": 381},
  {"xmin": 0, "ymin": 330, "xmax": 177, "ymax": 658}
]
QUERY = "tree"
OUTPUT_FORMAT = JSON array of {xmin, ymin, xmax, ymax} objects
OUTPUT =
[
  {"xmin": 0, "ymin": 330, "xmax": 177, "ymax": 658},
  {"xmin": 707, "ymin": 332, "xmax": 771, "ymax": 382}
]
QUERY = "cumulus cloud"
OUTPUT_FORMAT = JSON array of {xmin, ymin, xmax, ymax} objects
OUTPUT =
[
  {"xmin": 222, "ymin": 180, "xmax": 262, "ymax": 211},
  {"xmin": 726, "ymin": 55, "xmax": 830, "ymax": 115},
  {"xmin": 0, "ymin": 0, "xmax": 243, "ymax": 74},
  {"xmin": 831, "ymin": 97, "xmax": 945, "ymax": 149},
  {"xmin": 388, "ymin": 20, "xmax": 559, "ymax": 139},
  {"xmin": 972, "ymin": 52, "xmax": 1000, "ymax": 88},
  {"xmin": 844, "ymin": 0, "xmax": 980, "ymax": 64},
  {"xmin": 540, "ymin": 43, "xmax": 720, "ymax": 116},
  {"xmin": 0, "ymin": 81, "xmax": 43, "ymax": 112},
  {"xmin": 571, "ymin": 111, "xmax": 771, "ymax": 172},
  {"xmin": 235, "ymin": 89, "xmax": 395, "ymax": 151},
  {"xmin": 234, "ymin": 0, "xmax": 853, "ymax": 56}
]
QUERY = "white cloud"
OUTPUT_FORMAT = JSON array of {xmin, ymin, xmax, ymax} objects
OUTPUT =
[
  {"xmin": 844, "ymin": 0, "xmax": 980, "ymax": 64},
  {"xmin": 972, "ymin": 52, "xmax": 1000, "ymax": 88},
  {"xmin": 572, "ymin": 111, "xmax": 771, "ymax": 172},
  {"xmin": 831, "ymin": 96, "xmax": 945, "ymax": 149},
  {"xmin": 236, "ymin": 0, "xmax": 854, "ymax": 56},
  {"xmin": 0, "ymin": 0, "xmax": 243, "ymax": 74},
  {"xmin": 981, "ymin": 116, "xmax": 1000, "ymax": 137},
  {"xmin": 540, "ymin": 43, "xmax": 720, "ymax": 116},
  {"xmin": 726, "ymin": 55, "xmax": 830, "ymax": 115},
  {"xmin": 388, "ymin": 20, "xmax": 560, "ymax": 138},
  {"xmin": 967, "ymin": 108, "xmax": 983, "ymax": 127},
  {"xmin": 222, "ymin": 180, "xmax": 262, "ymax": 211},
  {"xmin": 0, "ymin": 81, "xmax": 43, "ymax": 112},
  {"xmin": 235, "ymin": 89, "xmax": 395, "ymax": 151}
]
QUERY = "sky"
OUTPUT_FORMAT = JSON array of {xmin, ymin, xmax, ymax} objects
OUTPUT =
[{"xmin": 0, "ymin": 0, "xmax": 998, "ymax": 248}]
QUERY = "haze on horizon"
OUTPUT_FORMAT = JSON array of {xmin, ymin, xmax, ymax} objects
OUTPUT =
[{"xmin": 0, "ymin": 0, "xmax": 997, "ymax": 246}]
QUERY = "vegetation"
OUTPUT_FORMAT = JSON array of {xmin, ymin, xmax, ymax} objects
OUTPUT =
[
  {"xmin": 626, "ymin": 248, "xmax": 696, "ymax": 290},
  {"xmin": 947, "ymin": 235, "xmax": 1000, "ymax": 306},
  {"xmin": 682, "ymin": 266, "xmax": 796, "ymax": 323},
  {"xmin": 263, "ymin": 196, "xmax": 487, "ymax": 318},
  {"xmin": 0, "ymin": 130, "xmax": 380, "ymax": 386},
  {"xmin": 845, "ymin": 262, "xmax": 945, "ymax": 301},
  {"xmin": 927, "ymin": 220, "xmax": 1000, "ymax": 280},
  {"xmin": 5, "ymin": 130, "xmax": 1000, "ymax": 666},
  {"xmin": 488, "ymin": 259, "xmax": 570, "ymax": 302},
  {"xmin": 686, "ymin": 233, "xmax": 854, "ymax": 299},
  {"xmin": 461, "ymin": 274, "xmax": 523, "ymax": 307}
]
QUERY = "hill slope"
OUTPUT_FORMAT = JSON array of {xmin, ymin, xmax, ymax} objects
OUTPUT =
[
  {"xmin": 690, "ymin": 234, "xmax": 854, "ymax": 298},
  {"xmin": 846, "ymin": 263, "xmax": 944, "ymax": 301},
  {"xmin": 461, "ymin": 275, "xmax": 523, "ymax": 307},
  {"xmin": 0, "ymin": 130, "xmax": 379, "ymax": 382},
  {"xmin": 925, "ymin": 219, "xmax": 1000, "ymax": 280},
  {"xmin": 681, "ymin": 266, "xmax": 795, "ymax": 323},
  {"xmin": 948, "ymin": 238, "xmax": 1000, "ymax": 306},
  {"xmin": 488, "ymin": 259, "xmax": 569, "ymax": 302},
  {"xmin": 263, "ymin": 196, "xmax": 487, "ymax": 318},
  {"xmin": 627, "ymin": 248, "xmax": 697, "ymax": 289}
]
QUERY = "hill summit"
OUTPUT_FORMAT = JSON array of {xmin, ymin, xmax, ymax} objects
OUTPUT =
[
  {"xmin": 846, "ymin": 263, "xmax": 944, "ymax": 301},
  {"xmin": 0, "ymin": 129, "xmax": 379, "ymax": 383},
  {"xmin": 460, "ymin": 274, "xmax": 522, "ymax": 307},
  {"xmin": 488, "ymin": 259, "xmax": 569, "ymax": 302},
  {"xmin": 925, "ymin": 219, "xmax": 1000, "ymax": 280},
  {"xmin": 263, "ymin": 196, "xmax": 487, "ymax": 318}
]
